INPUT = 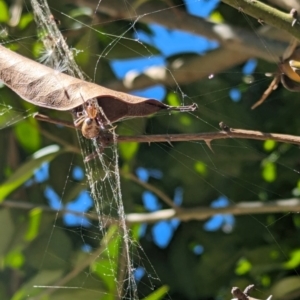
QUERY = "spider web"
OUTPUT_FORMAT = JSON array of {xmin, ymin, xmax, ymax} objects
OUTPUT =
[
  {"xmin": 0, "ymin": 0, "xmax": 300, "ymax": 300},
  {"xmin": 29, "ymin": 0, "xmax": 140, "ymax": 299}
]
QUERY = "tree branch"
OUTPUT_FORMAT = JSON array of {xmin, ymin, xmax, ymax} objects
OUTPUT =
[
  {"xmin": 221, "ymin": 0, "xmax": 300, "ymax": 40},
  {"xmin": 106, "ymin": 48, "xmax": 252, "ymax": 92},
  {"xmin": 70, "ymin": 0, "xmax": 294, "ymax": 92},
  {"xmin": 2, "ymin": 198, "xmax": 300, "ymax": 224},
  {"xmin": 34, "ymin": 114, "xmax": 300, "ymax": 147},
  {"xmin": 117, "ymin": 125, "xmax": 300, "ymax": 146},
  {"xmin": 75, "ymin": 0, "xmax": 288, "ymax": 60}
]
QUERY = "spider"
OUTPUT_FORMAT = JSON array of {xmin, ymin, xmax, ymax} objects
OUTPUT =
[{"xmin": 74, "ymin": 100, "xmax": 103, "ymax": 139}]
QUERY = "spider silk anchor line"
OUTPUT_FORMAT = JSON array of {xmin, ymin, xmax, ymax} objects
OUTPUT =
[{"xmin": 0, "ymin": 44, "xmax": 197, "ymax": 139}]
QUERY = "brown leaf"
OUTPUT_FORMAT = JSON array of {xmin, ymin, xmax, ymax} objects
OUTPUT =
[{"xmin": 0, "ymin": 45, "xmax": 197, "ymax": 123}]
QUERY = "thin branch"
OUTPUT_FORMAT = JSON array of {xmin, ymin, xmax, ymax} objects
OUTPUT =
[
  {"xmin": 117, "ymin": 126, "xmax": 300, "ymax": 146},
  {"xmin": 33, "ymin": 113, "xmax": 76, "ymax": 129},
  {"xmin": 78, "ymin": 0, "xmax": 288, "ymax": 59},
  {"xmin": 267, "ymin": 0, "xmax": 300, "ymax": 12},
  {"xmin": 106, "ymin": 48, "xmax": 252, "ymax": 93},
  {"xmin": 126, "ymin": 198, "xmax": 300, "ymax": 224},
  {"xmin": 2, "ymin": 198, "xmax": 300, "ymax": 224},
  {"xmin": 221, "ymin": 0, "xmax": 300, "ymax": 40},
  {"xmin": 0, "ymin": 200, "xmax": 101, "ymax": 221},
  {"xmin": 34, "ymin": 113, "xmax": 300, "ymax": 146}
]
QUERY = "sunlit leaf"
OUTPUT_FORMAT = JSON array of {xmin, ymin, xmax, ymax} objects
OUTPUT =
[
  {"xmin": 235, "ymin": 258, "xmax": 252, "ymax": 275},
  {"xmin": 24, "ymin": 208, "xmax": 42, "ymax": 241},
  {"xmin": 167, "ymin": 92, "xmax": 181, "ymax": 107},
  {"xmin": 91, "ymin": 226, "xmax": 120, "ymax": 292},
  {"xmin": 119, "ymin": 142, "xmax": 139, "ymax": 161},
  {"xmin": 18, "ymin": 13, "xmax": 34, "ymax": 30},
  {"xmin": 283, "ymin": 249, "xmax": 300, "ymax": 269},
  {"xmin": 262, "ymin": 162, "xmax": 276, "ymax": 182},
  {"xmin": 263, "ymin": 140, "xmax": 276, "ymax": 152},
  {"xmin": 142, "ymin": 285, "xmax": 170, "ymax": 300},
  {"xmin": 194, "ymin": 161, "xmax": 207, "ymax": 175},
  {"xmin": 5, "ymin": 248, "xmax": 25, "ymax": 269},
  {"xmin": 209, "ymin": 11, "xmax": 224, "ymax": 23},
  {"xmin": 0, "ymin": 0, "xmax": 9, "ymax": 22}
]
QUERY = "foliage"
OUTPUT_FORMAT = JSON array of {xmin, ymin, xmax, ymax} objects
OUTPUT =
[{"xmin": 0, "ymin": 0, "xmax": 299, "ymax": 299}]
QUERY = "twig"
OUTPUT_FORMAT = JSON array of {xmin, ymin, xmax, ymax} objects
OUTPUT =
[
  {"xmin": 33, "ymin": 113, "xmax": 76, "ymax": 129},
  {"xmin": 3, "ymin": 198, "xmax": 300, "ymax": 224},
  {"xmin": 35, "ymin": 113, "xmax": 300, "ymax": 146},
  {"xmin": 126, "ymin": 198, "xmax": 300, "ymax": 224},
  {"xmin": 117, "ymin": 127, "xmax": 300, "ymax": 146},
  {"xmin": 86, "ymin": 0, "xmax": 289, "ymax": 59},
  {"xmin": 221, "ymin": 0, "xmax": 300, "ymax": 41}
]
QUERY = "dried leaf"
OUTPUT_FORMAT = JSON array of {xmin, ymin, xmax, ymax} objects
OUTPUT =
[{"xmin": 0, "ymin": 45, "xmax": 197, "ymax": 123}]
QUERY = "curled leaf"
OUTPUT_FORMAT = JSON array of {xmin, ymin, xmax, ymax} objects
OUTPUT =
[{"xmin": 0, "ymin": 45, "xmax": 197, "ymax": 123}]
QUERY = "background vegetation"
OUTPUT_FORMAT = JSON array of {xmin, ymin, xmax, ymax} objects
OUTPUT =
[{"xmin": 0, "ymin": 0, "xmax": 300, "ymax": 299}]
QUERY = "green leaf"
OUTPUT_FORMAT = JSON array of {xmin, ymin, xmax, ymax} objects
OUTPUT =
[
  {"xmin": 0, "ymin": 145, "xmax": 62, "ymax": 201},
  {"xmin": 18, "ymin": 13, "xmax": 33, "ymax": 30},
  {"xmin": 283, "ymin": 249, "xmax": 300, "ymax": 269},
  {"xmin": 14, "ymin": 119, "xmax": 41, "ymax": 152},
  {"xmin": 167, "ymin": 93, "xmax": 181, "ymax": 107},
  {"xmin": 0, "ymin": 0, "xmax": 9, "ymax": 22},
  {"xmin": 142, "ymin": 285, "xmax": 170, "ymax": 300},
  {"xmin": 24, "ymin": 208, "xmax": 42, "ymax": 241},
  {"xmin": 263, "ymin": 140, "xmax": 276, "ymax": 152},
  {"xmin": 194, "ymin": 161, "xmax": 207, "ymax": 175},
  {"xmin": 92, "ymin": 259, "xmax": 116, "ymax": 292},
  {"xmin": 209, "ymin": 11, "xmax": 224, "ymax": 23},
  {"xmin": 5, "ymin": 248, "xmax": 25, "ymax": 269},
  {"xmin": 262, "ymin": 161, "xmax": 276, "ymax": 182},
  {"xmin": 119, "ymin": 142, "xmax": 139, "ymax": 161},
  {"xmin": 235, "ymin": 258, "xmax": 252, "ymax": 275},
  {"xmin": 92, "ymin": 226, "xmax": 119, "ymax": 292}
]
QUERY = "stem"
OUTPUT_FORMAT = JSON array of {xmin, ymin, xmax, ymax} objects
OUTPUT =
[
  {"xmin": 117, "ymin": 127, "xmax": 300, "ymax": 146},
  {"xmin": 221, "ymin": 0, "xmax": 300, "ymax": 41},
  {"xmin": 34, "ymin": 113, "xmax": 300, "ymax": 146},
  {"xmin": 2, "ymin": 198, "xmax": 300, "ymax": 224}
]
